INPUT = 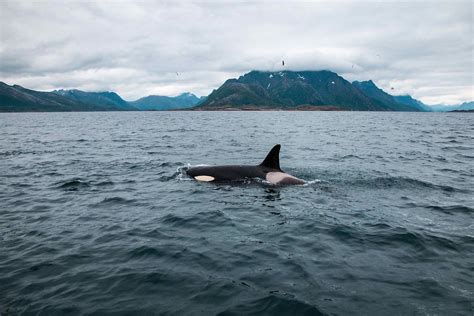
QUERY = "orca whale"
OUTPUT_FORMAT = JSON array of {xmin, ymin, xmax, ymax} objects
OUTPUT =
[{"xmin": 186, "ymin": 144, "xmax": 305, "ymax": 185}]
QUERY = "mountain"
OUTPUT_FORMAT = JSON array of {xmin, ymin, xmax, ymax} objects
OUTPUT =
[
  {"xmin": 429, "ymin": 101, "xmax": 474, "ymax": 112},
  {"xmin": 393, "ymin": 95, "xmax": 431, "ymax": 112},
  {"xmin": 130, "ymin": 92, "xmax": 202, "ymax": 110},
  {"xmin": 0, "ymin": 82, "xmax": 127, "ymax": 112},
  {"xmin": 195, "ymin": 70, "xmax": 422, "ymax": 111},
  {"xmin": 0, "ymin": 82, "xmax": 203, "ymax": 112},
  {"xmin": 458, "ymin": 101, "xmax": 474, "ymax": 111},
  {"xmin": 53, "ymin": 89, "xmax": 136, "ymax": 110},
  {"xmin": 352, "ymin": 80, "xmax": 424, "ymax": 111},
  {"xmin": 2, "ymin": 77, "xmax": 465, "ymax": 112}
]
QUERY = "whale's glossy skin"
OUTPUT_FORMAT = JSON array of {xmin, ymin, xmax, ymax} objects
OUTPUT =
[{"xmin": 186, "ymin": 145, "xmax": 305, "ymax": 185}]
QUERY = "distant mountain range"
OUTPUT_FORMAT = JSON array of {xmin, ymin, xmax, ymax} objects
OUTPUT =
[
  {"xmin": 129, "ymin": 93, "xmax": 205, "ymax": 110},
  {"xmin": 428, "ymin": 101, "xmax": 474, "ymax": 112},
  {"xmin": 1, "ymin": 71, "xmax": 472, "ymax": 112},
  {"xmin": 0, "ymin": 82, "xmax": 202, "ymax": 112},
  {"xmin": 393, "ymin": 95, "xmax": 432, "ymax": 112},
  {"xmin": 0, "ymin": 82, "xmax": 136, "ymax": 112},
  {"xmin": 53, "ymin": 89, "xmax": 136, "ymax": 111}
]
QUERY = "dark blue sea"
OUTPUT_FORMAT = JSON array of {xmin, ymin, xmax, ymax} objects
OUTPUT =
[{"xmin": 1, "ymin": 112, "xmax": 473, "ymax": 315}]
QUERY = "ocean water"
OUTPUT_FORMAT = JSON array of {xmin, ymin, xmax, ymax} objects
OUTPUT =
[{"xmin": 0, "ymin": 111, "xmax": 473, "ymax": 315}]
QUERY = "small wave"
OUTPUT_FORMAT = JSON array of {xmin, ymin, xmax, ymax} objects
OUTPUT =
[
  {"xmin": 379, "ymin": 229, "xmax": 426, "ymax": 249},
  {"xmin": 176, "ymin": 164, "xmax": 198, "ymax": 182},
  {"xmin": 159, "ymin": 173, "xmax": 182, "ymax": 182},
  {"xmin": 339, "ymin": 154, "xmax": 364, "ymax": 160},
  {"xmin": 128, "ymin": 245, "xmax": 162, "ymax": 258},
  {"xmin": 302, "ymin": 179, "xmax": 322, "ymax": 186},
  {"xmin": 95, "ymin": 197, "xmax": 137, "ymax": 206},
  {"xmin": 0, "ymin": 150, "xmax": 24, "ymax": 157},
  {"xmin": 298, "ymin": 146, "xmax": 317, "ymax": 152},
  {"xmin": 416, "ymin": 204, "xmax": 473, "ymax": 215},
  {"xmin": 442, "ymin": 145, "xmax": 473, "ymax": 151},
  {"xmin": 328, "ymin": 224, "xmax": 461, "ymax": 254},
  {"xmin": 55, "ymin": 178, "xmax": 116, "ymax": 190},
  {"xmin": 217, "ymin": 295, "xmax": 325, "ymax": 316},
  {"xmin": 160, "ymin": 214, "xmax": 186, "ymax": 225},
  {"xmin": 160, "ymin": 210, "xmax": 235, "ymax": 229},
  {"xmin": 165, "ymin": 128, "xmax": 199, "ymax": 132},
  {"xmin": 29, "ymin": 262, "xmax": 56, "ymax": 272},
  {"xmin": 126, "ymin": 227, "xmax": 173, "ymax": 240},
  {"xmin": 455, "ymin": 153, "xmax": 474, "ymax": 159},
  {"xmin": 349, "ymin": 176, "xmax": 466, "ymax": 193},
  {"xmin": 96, "ymin": 180, "xmax": 115, "ymax": 186},
  {"xmin": 409, "ymin": 278, "xmax": 449, "ymax": 298},
  {"xmin": 158, "ymin": 161, "xmax": 185, "ymax": 167},
  {"xmin": 55, "ymin": 178, "xmax": 90, "ymax": 191}
]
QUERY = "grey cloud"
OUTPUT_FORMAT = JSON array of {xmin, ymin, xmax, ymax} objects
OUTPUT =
[{"xmin": 0, "ymin": 0, "xmax": 472, "ymax": 104}]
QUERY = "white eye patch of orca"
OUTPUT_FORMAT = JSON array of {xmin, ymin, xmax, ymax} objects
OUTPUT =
[{"xmin": 194, "ymin": 175, "xmax": 215, "ymax": 182}]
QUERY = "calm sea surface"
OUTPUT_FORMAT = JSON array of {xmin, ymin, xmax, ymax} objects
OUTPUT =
[{"xmin": 0, "ymin": 112, "xmax": 473, "ymax": 315}]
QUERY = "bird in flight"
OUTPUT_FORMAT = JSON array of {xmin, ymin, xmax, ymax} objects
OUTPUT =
[{"xmin": 282, "ymin": 60, "xmax": 285, "ymax": 66}]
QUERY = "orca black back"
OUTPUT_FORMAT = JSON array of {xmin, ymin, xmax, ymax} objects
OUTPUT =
[{"xmin": 185, "ymin": 144, "xmax": 304, "ymax": 185}]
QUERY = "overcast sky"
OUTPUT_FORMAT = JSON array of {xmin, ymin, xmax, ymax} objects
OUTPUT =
[{"xmin": 1, "ymin": 0, "xmax": 472, "ymax": 104}]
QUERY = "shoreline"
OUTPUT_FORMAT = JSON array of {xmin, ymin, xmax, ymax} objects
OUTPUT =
[{"xmin": 0, "ymin": 109, "xmax": 461, "ymax": 113}]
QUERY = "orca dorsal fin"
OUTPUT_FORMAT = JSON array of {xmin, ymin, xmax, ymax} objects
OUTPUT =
[{"xmin": 259, "ymin": 144, "xmax": 282, "ymax": 171}]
